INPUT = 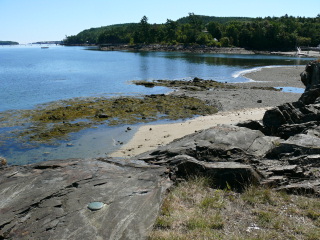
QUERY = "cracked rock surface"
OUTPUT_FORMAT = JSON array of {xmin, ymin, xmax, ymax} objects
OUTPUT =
[{"xmin": 0, "ymin": 158, "xmax": 171, "ymax": 240}]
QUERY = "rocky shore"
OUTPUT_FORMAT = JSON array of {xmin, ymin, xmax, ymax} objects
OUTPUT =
[
  {"xmin": 1, "ymin": 61, "xmax": 320, "ymax": 239},
  {"xmin": 100, "ymin": 44, "xmax": 320, "ymax": 58},
  {"xmin": 135, "ymin": 61, "xmax": 320, "ymax": 195},
  {"xmin": 100, "ymin": 44, "xmax": 256, "ymax": 55}
]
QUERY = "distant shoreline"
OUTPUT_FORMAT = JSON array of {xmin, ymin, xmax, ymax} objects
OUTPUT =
[
  {"xmin": 62, "ymin": 43, "xmax": 320, "ymax": 57},
  {"xmin": 98, "ymin": 44, "xmax": 257, "ymax": 55}
]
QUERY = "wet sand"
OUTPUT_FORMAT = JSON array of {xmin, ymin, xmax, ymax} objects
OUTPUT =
[{"xmin": 109, "ymin": 66, "xmax": 306, "ymax": 158}]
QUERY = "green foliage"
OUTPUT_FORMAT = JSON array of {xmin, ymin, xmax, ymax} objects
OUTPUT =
[
  {"xmin": 0, "ymin": 41, "xmax": 19, "ymax": 45},
  {"xmin": 207, "ymin": 22, "xmax": 222, "ymax": 40},
  {"xmin": 64, "ymin": 14, "xmax": 320, "ymax": 51},
  {"xmin": 220, "ymin": 37, "xmax": 230, "ymax": 47},
  {"xmin": 176, "ymin": 15, "xmax": 254, "ymax": 25}
]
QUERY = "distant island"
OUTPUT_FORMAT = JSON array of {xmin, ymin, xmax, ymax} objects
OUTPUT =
[
  {"xmin": 63, "ymin": 13, "xmax": 320, "ymax": 51},
  {"xmin": 0, "ymin": 41, "xmax": 19, "ymax": 45}
]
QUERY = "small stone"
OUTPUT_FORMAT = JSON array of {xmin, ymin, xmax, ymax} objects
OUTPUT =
[
  {"xmin": 0, "ymin": 157, "xmax": 7, "ymax": 166},
  {"xmin": 87, "ymin": 201, "xmax": 104, "ymax": 211},
  {"xmin": 257, "ymin": 100, "xmax": 262, "ymax": 103}
]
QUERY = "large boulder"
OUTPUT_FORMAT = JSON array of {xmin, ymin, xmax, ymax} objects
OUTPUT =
[{"xmin": 140, "ymin": 125, "xmax": 280, "ymax": 163}]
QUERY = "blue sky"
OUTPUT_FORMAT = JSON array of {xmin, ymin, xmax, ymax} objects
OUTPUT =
[{"xmin": 1, "ymin": 0, "xmax": 319, "ymax": 44}]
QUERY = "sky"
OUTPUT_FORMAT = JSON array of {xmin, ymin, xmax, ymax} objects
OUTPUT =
[{"xmin": 1, "ymin": 0, "xmax": 319, "ymax": 44}]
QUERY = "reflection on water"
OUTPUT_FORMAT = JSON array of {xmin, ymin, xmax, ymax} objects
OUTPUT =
[{"xmin": 151, "ymin": 52, "xmax": 309, "ymax": 67}]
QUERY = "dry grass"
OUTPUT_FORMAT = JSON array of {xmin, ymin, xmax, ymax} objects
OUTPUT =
[{"xmin": 149, "ymin": 177, "xmax": 320, "ymax": 240}]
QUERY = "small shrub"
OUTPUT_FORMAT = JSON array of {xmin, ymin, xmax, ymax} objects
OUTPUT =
[
  {"xmin": 155, "ymin": 216, "xmax": 173, "ymax": 229},
  {"xmin": 255, "ymin": 210, "xmax": 274, "ymax": 226},
  {"xmin": 199, "ymin": 190, "xmax": 225, "ymax": 209},
  {"xmin": 242, "ymin": 186, "xmax": 275, "ymax": 206}
]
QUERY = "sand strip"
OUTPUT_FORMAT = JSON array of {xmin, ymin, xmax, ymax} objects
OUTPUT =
[{"xmin": 109, "ymin": 107, "xmax": 269, "ymax": 158}]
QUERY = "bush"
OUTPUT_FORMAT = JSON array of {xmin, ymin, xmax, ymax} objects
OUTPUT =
[{"xmin": 220, "ymin": 37, "xmax": 230, "ymax": 47}]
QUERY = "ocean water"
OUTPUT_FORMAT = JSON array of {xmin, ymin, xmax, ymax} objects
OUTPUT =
[{"xmin": 0, "ymin": 45, "xmax": 314, "ymax": 164}]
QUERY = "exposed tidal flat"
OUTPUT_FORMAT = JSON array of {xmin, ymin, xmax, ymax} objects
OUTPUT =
[
  {"xmin": 0, "ymin": 94, "xmax": 217, "ymax": 165},
  {"xmin": 0, "ymin": 46, "xmax": 314, "ymax": 165}
]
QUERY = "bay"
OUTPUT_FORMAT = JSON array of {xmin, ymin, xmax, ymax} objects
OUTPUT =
[
  {"xmin": 0, "ymin": 45, "xmax": 312, "ymax": 111},
  {"xmin": 0, "ymin": 45, "xmax": 313, "ymax": 165}
]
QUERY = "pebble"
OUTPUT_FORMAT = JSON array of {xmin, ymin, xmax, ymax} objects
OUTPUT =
[{"xmin": 87, "ymin": 201, "xmax": 105, "ymax": 211}]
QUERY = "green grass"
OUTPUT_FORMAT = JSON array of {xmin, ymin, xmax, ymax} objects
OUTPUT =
[{"xmin": 149, "ymin": 177, "xmax": 320, "ymax": 240}]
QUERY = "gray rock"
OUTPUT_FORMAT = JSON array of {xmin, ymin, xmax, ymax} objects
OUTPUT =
[
  {"xmin": 277, "ymin": 121, "xmax": 320, "ymax": 139},
  {"xmin": 167, "ymin": 155, "xmax": 262, "ymax": 191},
  {"xmin": 277, "ymin": 180, "xmax": 320, "ymax": 196},
  {"xmin": 0, "ymin": 158, "xmax": 171, "ymax": 240},
  {"xmin": 141, "ymin": 125, "xmax": 280, "ymax": 162},
  {"xmin": 288, "ymin": 154, "xmax": 320, "ymax": 167},
  {"xmin": 263, "ymin": 61, "xmax": 320, "ymax": 132},
  {"xmin": 266, "ymin": 134, "xmax": 320, "ymax": 159},
  {"xmin": 300, "ymin": 60, "xmax": 320, "ymax": 91}
]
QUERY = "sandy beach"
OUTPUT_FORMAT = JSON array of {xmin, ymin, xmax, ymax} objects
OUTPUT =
[{"xmin": 109, "ymin": 65, "xmax": 306, "ymax": 158}]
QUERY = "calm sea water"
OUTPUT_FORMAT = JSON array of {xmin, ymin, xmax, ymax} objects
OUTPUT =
[
  {"xmin": 0, "ymin": 45, "xmax": 312, "ymax": 111},
  {"xmin": 0, "ymin": 45, "xmax": 313, "ymax": 165}
]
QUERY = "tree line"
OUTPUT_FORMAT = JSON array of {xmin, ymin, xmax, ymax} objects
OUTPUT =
[
  {"xmin": 64, "ymin": 13, "xmax": 320, "ymax": 51},
  {"xmin": 0, "ymin": 41, "xmax": 19, "ymax": 45}
]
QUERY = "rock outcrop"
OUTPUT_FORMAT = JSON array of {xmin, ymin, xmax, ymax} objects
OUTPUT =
[{"xmin": 0, "ymin": 159, "xmax": 171, "ymax": 240}]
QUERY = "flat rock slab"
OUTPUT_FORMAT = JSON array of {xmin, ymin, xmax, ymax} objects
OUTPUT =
[{"xmin": 0, "ymin": 158, "xmax": 171, "ymax": 240}]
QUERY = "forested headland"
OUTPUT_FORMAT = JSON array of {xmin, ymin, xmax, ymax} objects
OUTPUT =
[
  {"xmin": 63, "ymin": 13, "xmax": 320, "ymax": 51},
  {"xmin": 0, "ymin": 41, "xmax": 19, "ymax": 45}
]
